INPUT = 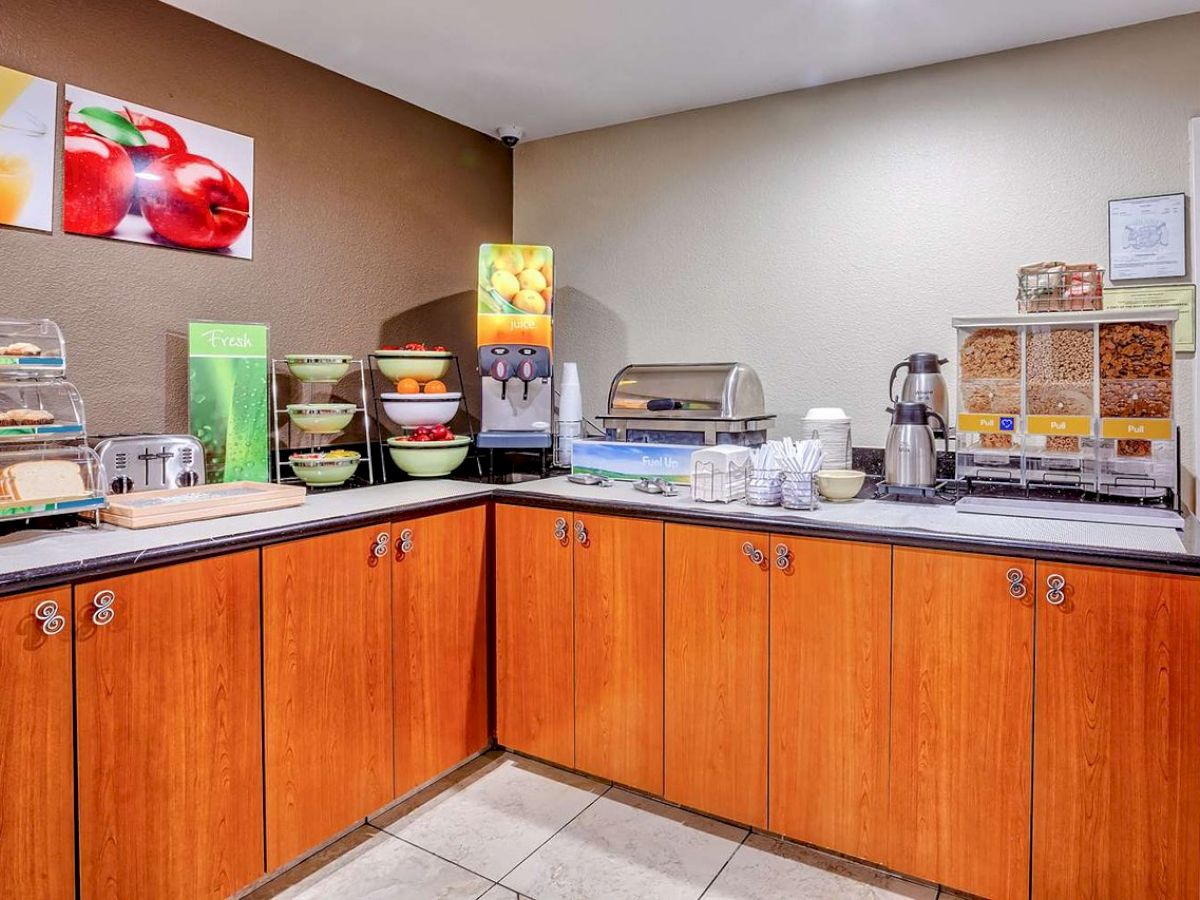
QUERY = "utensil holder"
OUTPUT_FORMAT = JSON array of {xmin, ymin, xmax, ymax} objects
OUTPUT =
[
  {"xmin": 781, "ymin": 471, "xmax": 819, "ymax": 510},
  {"xmin": 746, "ymin": 467, "xmax": 783, "ymax": 506}
]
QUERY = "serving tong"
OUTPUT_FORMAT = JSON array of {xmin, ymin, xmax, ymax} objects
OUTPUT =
[
  {"xmin": 634, "ymin": 477, "xmax": 678, "ymax": 497},
  {"xmin": 567, "ymin": 473, "xmax": 613, "ymax": 487}
]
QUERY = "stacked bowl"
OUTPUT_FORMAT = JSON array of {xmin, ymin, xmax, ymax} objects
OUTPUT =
[{"xmin": 798, "ymin": 407, "xmax": 852, "ymax": 471}]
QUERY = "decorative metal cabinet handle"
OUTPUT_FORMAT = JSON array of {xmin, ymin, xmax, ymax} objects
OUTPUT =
[
  {"xmin": 91, "ymin": 590, "xmax": 116, "ymax": 627},
  {"xmin": 34, "ymin": 600, "xmax": 65, "ymax": 636},
  {"xmin": 775, "ymin": 543, "xmax": 792, "ymax": 571},
  {"xmin": 554, "ymin": 517, "xmax": 568, "ymax": 541},
  {"xmin": 1045, "ymin": 573, "xmax": 1066, "ymax": 606},
  {"xmin": 395, "ymin": 528, "xmax": 414, "ymax": 559},
  {"xmin": 575, "ymin": 519, "xmax": 588, "ymax": 544},
  {"xmin": 1006, "ymin": 567, "xmax": 1027, "ymax": 600},
  {"xmin": 742, "ymin": 541, "xmax": 765, "ymax": 566},
  {"xmin": 371, "ymin": 531, "xmax": 390, "ymax": 559}
]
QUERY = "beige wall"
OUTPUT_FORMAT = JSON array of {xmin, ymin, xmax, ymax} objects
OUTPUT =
[
  {"xmin": 4, "ymin": 0, "xmax": 511, "ymax": 435},
  {"xmin": 515, "ymin": 14, "xmax": 1199, "ymax": 483}
]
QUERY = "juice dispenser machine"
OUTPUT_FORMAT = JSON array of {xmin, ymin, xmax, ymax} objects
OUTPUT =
[{"xmin": 476, "ymin": 243, "xmax": 555, "ymax": 456}]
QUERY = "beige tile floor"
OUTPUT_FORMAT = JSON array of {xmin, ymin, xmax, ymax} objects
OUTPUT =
[{"xmin": 247, "ymin": 751, "xmax": 955, "ymax": 900}]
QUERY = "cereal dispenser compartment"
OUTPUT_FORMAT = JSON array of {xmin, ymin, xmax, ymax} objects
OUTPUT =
[{"xmin": 952, "ymin": 307, "xmax": 1179, "ymax": 510}]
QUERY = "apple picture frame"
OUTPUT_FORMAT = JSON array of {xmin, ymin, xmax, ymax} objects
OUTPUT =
[{"xmin": 63, "ymin": 85, "xmax": 253, "ymax": 259}]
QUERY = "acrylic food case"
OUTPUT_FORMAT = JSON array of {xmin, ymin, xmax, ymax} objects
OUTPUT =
[
  {"xmin": 952, "ymin": 308, "xmax": 1178, "ymax": 503},
  {"xmin": 0, "ymin": 319, "xmax": 67, "ymax": 379},
  {"xmin": 0, "ymin": 444, "xmax": 106, "ymax": 520},
  {"xmin": 0, "ymin": 380, "xmax": 86, "ymax": 441}
]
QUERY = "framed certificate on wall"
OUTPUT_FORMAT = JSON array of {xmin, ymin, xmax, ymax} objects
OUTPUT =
[{"xmin": 1108, "ymin": 193, "xmax": 1186, "ymax": 280}]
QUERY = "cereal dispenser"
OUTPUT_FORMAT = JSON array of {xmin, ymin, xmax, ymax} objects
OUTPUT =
[{"xmin": 952, "ymin": 308, "xmax": 1179, "ymax": 512}]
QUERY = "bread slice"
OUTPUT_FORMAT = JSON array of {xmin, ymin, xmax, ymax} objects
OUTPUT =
[{"xmin": 2, "ymin": 460, "xmax": 86, "ymax": 501}]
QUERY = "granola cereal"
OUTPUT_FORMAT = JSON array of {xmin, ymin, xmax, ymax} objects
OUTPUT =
[
  {"xmin": 1099, "ymin": 380, "xmax": 1172, "ymax": 418},
  {"xmin": 1099, "ymin": 322, "xmax": 1172, "ymax": 379},
  {"xmin": 1117, "ymin": 439, "xmax": 1152, "ymax": 457},
  {"xmin": 960, "ymin": 328, "xmax": 1020, "ymax": 378}
]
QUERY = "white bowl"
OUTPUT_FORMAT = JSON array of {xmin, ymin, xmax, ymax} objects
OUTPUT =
[
  {"xmin": 816, "ymin": 469, "xmax": 866, "ymax": 501},
  {"xmin": 803, "ymin": 407, "xmax": 850, "ymax": 421},
  {"xmin": 380, "ymin": 392, "xmax": 461, "ymax": 428}
]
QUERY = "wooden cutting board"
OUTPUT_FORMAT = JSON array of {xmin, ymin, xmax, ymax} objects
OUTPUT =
[{"xmin": 101, "ymin": 481, "xmax": 306, "ymax": 529}]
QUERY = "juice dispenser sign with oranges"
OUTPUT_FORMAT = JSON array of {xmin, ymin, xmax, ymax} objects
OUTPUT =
[
  {"xmin": 478, "ymin": 243, "xmax": 553, "ymax": 349},
  {"xmin": 0, "ymin": 64, "xmax": 55, "ymax": 233}
]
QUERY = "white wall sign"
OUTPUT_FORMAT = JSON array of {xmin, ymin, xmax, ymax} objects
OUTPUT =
[{"xmin": 1109, "ymin": 192, "xmax": 1186, "ymax": 280}]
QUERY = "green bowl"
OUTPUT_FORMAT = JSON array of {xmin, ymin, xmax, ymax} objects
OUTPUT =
[
  {"xmin": 376, "ymin": 350, "xmax": 452, "ymax": 383},
  {"xmin": 386, "ymin": 435, "xmax": 470, "ymax": 477},
  {"xmin": 289, "ymin": 453, "xmax": 360, "ymax": 486},
  {"xmin": 286, "ymin": 403, "xmax": 356, "ymax": 434},
  {"xmin": 285, "ymin": 354, "xmax": 352, "ymax": 383}
]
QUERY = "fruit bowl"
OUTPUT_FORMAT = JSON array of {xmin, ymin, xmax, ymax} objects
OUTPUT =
[
  {"xmin": 380, "ymin": 392, "xmax": 461, "ymax": 428},
  {"xmin": 286, "ymin": 403, "xmax": 356, "ymax": 434},
  {"xmin": 288, "ymin": 451, "xmax": 360, "ymax": 486},
  {"xmin": 375, "ymin": 350, "xmax": 452, "ymax": 383},
  {"xmin": 387, "ymin": 435, "xmax": 470, "ymax": 478},
  {"xmin": 285, "ymin": 354, "xmax": 352, "ymax": 383}
]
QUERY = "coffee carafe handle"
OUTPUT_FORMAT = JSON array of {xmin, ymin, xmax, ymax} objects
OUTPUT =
[
  {"xmin": 888, "ymin": 360, "xmax": 909, "ymax": 403},
  {"xmin": 927, "ymin": 408, "xmax": 950, "ymax": 454}
]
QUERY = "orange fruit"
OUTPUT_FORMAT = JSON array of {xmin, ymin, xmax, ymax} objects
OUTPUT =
[
  {"xmin": 395, "ymin": 377, "xmax": 421, "ymax": 394},
  {"xmin": 424, "ymin": 380, "xmax": 448, "ymax": 394},
  {"xmin": 490, "ymin": 269, "xmax": 520, "ymax": 300}
]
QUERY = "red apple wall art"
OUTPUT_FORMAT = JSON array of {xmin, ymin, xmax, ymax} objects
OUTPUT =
[{"xmin": 63, "ymin": 85, "xmax": 254, "ymax": 258}]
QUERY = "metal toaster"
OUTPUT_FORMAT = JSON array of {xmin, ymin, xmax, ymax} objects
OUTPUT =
[{"xmin": 93, "ymin": 435, "xmax": 205, "ymax": 494}]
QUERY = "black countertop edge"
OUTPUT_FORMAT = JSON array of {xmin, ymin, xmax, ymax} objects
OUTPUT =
[
  {"xmin": 0, "ymin": 493, "xmax": 489, "ymax": 598},
  {"xmin": 491, "ymin": 489, "xmax": 1200, "ymax": 578}
]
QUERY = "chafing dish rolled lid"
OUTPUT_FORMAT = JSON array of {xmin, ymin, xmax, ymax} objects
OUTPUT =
[{"xmin": 599, "ymin": 363, "xmax": 775, "ymax": 440}]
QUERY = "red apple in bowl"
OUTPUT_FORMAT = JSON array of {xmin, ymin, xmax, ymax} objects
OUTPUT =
[
  {"xmin": 63, "ymin": 133, "xmax": 136, "ymax": 235},
  {"xmin": 139, "ymin": 154, "xmax": 250, "ymax": 250}
]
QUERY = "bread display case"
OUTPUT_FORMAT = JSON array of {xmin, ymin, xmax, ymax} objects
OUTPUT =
[
  {"xmin": 0, "ymin": 320, "xmax": 106, "ymax": 524},
  {"xmin": 0, "ymin": 445, "xmax": 106, "ymax": 520},
  {"xmin": 0, "ymin": 319, "xmax": 67, "ymax": 379},
  {"xmin": 952, "ymin": 308, "xmax": 1178, "ymax": 507},
  {"xmin": 0, "ymin": 380, "xmax": 86, "ymax": 441}
]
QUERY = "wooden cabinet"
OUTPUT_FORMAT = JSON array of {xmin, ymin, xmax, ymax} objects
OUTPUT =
[
  {"xmin": 889, "ymin": 547, "xmax": 1034, "ymax": 900},
  {"xmin": 769, "ymin": 536, "xmax": 890, "ymax": 862},
  {"xmin": 263, "ymin": 526, "xmax": 393, "ymax": 870},
  {"xmin": 574, "ymin": 513, "xmax": 664, "ymax": 794},
  {"xmin": 1032, "ymin": 563, "xmax": 1200, "ymax": 899},
  {"xmin": 495, "ymin": 503, "xmax": 575, "ymax": 766},
  {"xmin": 665, "ymin": 523, "xmax": 769, "ymax": 828},
  {"xmin": 75, "ymin": 552, "xmax": 264, "ymax": 900},
  {"xmin": 0, "ymin": 587, "xmax": 74, "ymax": 900},
  {"xmin": 392, "ymin": 506, "xmax": 489, "ymax": 796}
]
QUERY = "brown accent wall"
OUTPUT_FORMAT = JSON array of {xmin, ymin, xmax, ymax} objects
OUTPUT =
[{"xmin": 3, "ymin": 0, "xmax": 511, "ymax": 434}]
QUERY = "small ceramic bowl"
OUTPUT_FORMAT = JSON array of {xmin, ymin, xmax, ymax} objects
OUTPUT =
[
  {"xmin": 289, "ymin": 452, "xmax": 360, "ymax": 486},
  {"xmin": 286, "ymin": 403, "xmax": 356, "ymax": 434},
  {"xmin": 816, "ymin": 469, "xmax": 866, "ymax": 501},
  {"xmin": 386, "ymin": 435, "xmax": 470, "ymax": 477},
  {"xmin": 380, "ymin": 392, "xmax": 461, "ymax": 428},
  {"xmin": 375, "ymin": 349, "xmax": 452, "ymax": 383},
  {"xmin": 285, "ymin": 354, "xmax": 352, "ymax": 383}
]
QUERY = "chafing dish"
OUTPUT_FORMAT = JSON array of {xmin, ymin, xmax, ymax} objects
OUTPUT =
[{"xmin": 598, "ymin": 363, "xmax": 775, "ymax": 445}]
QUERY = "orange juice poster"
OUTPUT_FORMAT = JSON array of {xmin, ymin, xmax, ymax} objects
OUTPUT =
[
  {"xmin": 0, "ymin": 65, "xmax": 55, "ymax": 232},
  {"xmin": 477, "ymin": 243, "xmax": 553, "ymax": 348}
]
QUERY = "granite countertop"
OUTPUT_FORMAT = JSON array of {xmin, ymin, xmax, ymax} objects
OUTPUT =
[
  {"xmin": 0, "ymin": 480, "xmax": 492, "ymax": 594},
  {"xmin": 494, "ymin": 477, "xmax": 1200, "ymax": 576},
  {"xmin": 2, "ymin": 475, "xmax": 1198, "ymax": 595}
]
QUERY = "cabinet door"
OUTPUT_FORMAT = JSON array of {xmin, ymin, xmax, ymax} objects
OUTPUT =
[
  {"xmin": 263, "ymin": 527, "xmax": 393, "ymax": 870},
  {"xmin": 665, "ymin": 523, "xmax": 769, "ymax": 828},
  {"xmin": 393, "ymin": 505, "xmax": 489, "ymax": 796},
  {"xmin": 769, "ymin": 537, "xmax": 890, "ymax": 862},
  {"xmin": 574, "ymin": 513, "xmax": 664, "ymax": 794},
  {"xmin": 495, "ymin": 504, "xmax": 575, "ymax": 766},
  {"xmin": 0, "ymin": 587, "xmax": 74, "ymax": 900},
  {"xmin": 75, "ymin": 552, "xmax": 264, "ymax": 900},
  {"xmin": 889, "ymin": 548, "xmax": 1033, "ymax": 900},
  {"xmin": 1033, "ymin": 563, "xmax": 1200, "ymax": 899}
]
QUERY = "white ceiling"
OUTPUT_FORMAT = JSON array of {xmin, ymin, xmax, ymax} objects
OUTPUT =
[{"xmin": 164, "ymin": 0, "xmax": 1200, "ymax": 141}]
